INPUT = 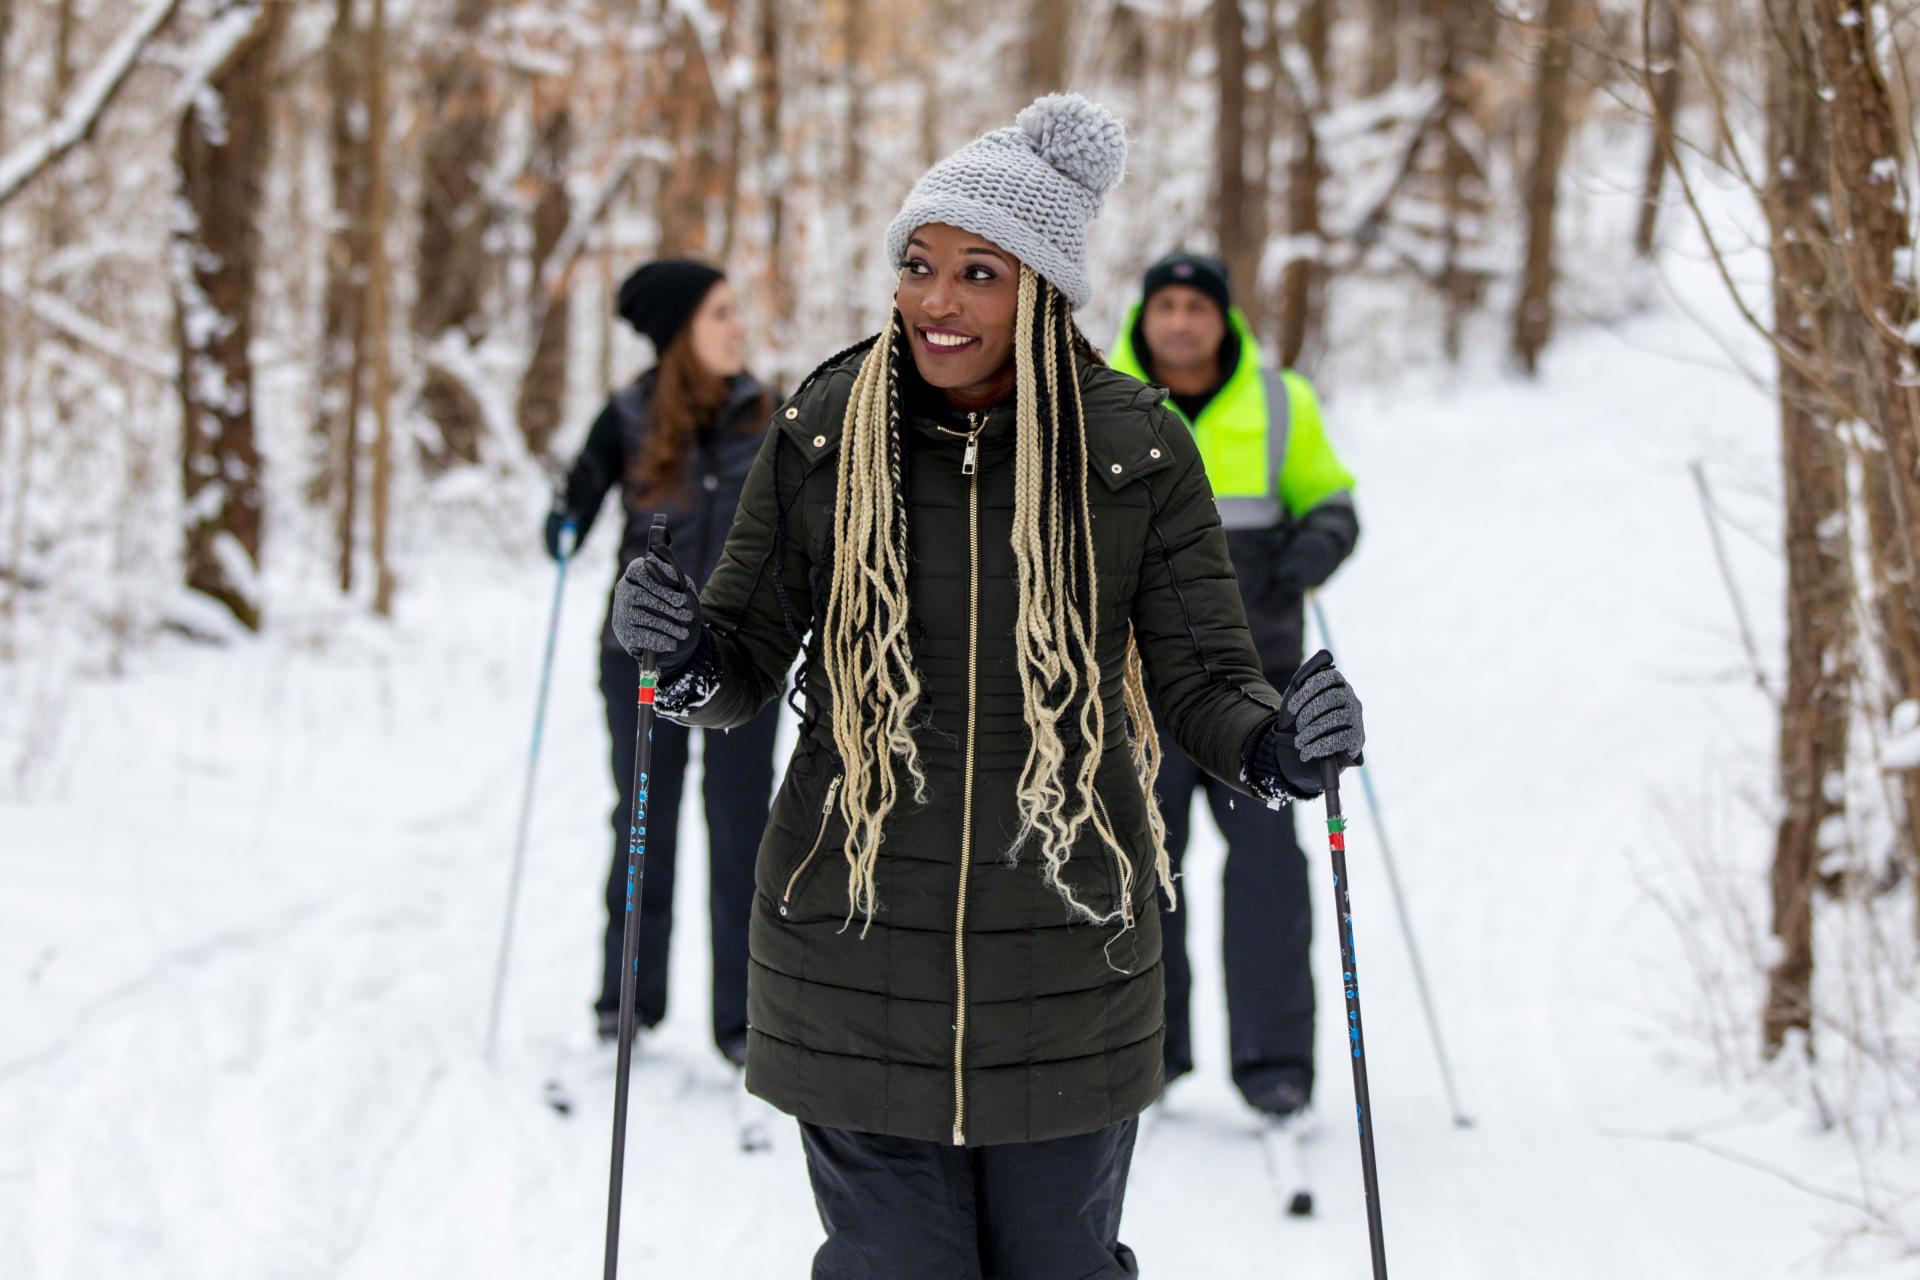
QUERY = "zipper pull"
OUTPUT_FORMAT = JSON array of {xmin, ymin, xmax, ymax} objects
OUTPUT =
[
  {"xmin": 780, "ymin": 777, "xmax": 844, "ymax": 918},
  {"xmin": 962, "ymin": 413, "xmax": 980, "ymax": 476}
]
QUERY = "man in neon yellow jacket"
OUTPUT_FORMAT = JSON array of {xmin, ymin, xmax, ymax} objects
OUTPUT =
[{"xmin": 1112, "ymin": 251, "xmax": 1359, "ymax": 1120}]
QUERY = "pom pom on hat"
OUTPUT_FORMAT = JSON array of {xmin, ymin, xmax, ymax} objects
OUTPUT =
[{"xmin": 1016, "ymin": 94, "xmax": 1127, "ymax": 196}]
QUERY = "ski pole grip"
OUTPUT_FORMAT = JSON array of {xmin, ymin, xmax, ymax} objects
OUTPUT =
[
  {"xmin": 1321, "ymin": 757, "xmax": 1344, "ymax": 806},
  {"xmin": 647, "ymin": 514, "xmax": 671, "ymax": 557},
  {"xmin": 558, "ymin": 518, "xmax": 579, "ymax": 559}
]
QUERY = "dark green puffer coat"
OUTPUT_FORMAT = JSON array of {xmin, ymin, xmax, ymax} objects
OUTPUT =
[{"xmin": 661, "ymin": 343, "xmax": 1286, "ymax": 1146}]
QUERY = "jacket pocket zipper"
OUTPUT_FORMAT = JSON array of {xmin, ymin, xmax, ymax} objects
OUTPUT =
[{"xmin": 780, "ymin": 775, "xmax": 843, "ymax": 917}]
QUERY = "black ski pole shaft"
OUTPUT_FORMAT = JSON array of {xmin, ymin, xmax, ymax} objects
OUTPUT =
[
  {"xmin": 485, "ymin": 518, "xmax": 576, "ymax": 1065},
  {"xmin": 603, "ymin": 515, "xmax": 669, "ymax": 1280},
  {"xmin": 1309, "ymin": 594, "xmax": 1470, "ymax": 1127},
  {"xmin": 1323, "ymin": 759, "xmax": 1388, "ymax": 1279}
]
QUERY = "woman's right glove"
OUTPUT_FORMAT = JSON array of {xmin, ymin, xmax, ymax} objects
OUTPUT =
[
  {"xmin": 1245, "ymin": 649, "xmax": 1366, "ymax": 802},
  {"xmin": 612, "ymin": 545, "xmax": 704, "ymax": 674}
]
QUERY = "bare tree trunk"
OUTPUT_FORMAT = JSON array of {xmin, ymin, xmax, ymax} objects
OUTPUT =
[
  {"xmin": 755, "ymin": 0, "xmax": 792, "ymax": 360},
  {"xmin": 172, "ymin": 1, "xmax": 288, "ymax": 632},
  {"xmin": 1512, "ymin": 0, "xmax": 1577, "ymax": 375},
  {"xmin": 1803, "ymin": 0, "xmax": 1920, "ymax": 908},
  {"xmin": 0, "ymin": 0, "xmax": 15, "ymax": 655},
  {"xmin": 366, "ymin": 0, "xmax": 395, "ymax": 617},
  {"xmin": 1860, "ymin": 460, "xmax": 1920, "ymax": 909},
  {"xmin": 412, "ymin": 0, "xmax": 496, "ymax": 474},
  {"xmin": 1635, "ymin": 0, "xmax": 1684, "ymax": 256},
  {"xmin": 515, "ymin": 75, "xmax": 573, "ymax": 460},
  {"xmin": 1, "ymin": 0, "xmax": 17, "ymax": 139},
  {"xmin": 1761, "ymin": 0, "xmax": 1851, "ymax": 1057},
  {"xmin": 843, "ymin": 0, "xmax": 867, "ymax": 305},
  {"xmin": 316, "ymin": 0, "xmax": 367, "ymax": 595},
  {"xmin": 1111, "ymin": 0, "xmax": 1149, "ymax": 84},
  {"xmin": 1276, "ymin": 0, "xmax": 1330, "ymax": 367},
  {"xmin": 1437, "ymin": 5, "xmax": 1473, "ymax": 360},
  {"xmin": 1367, "ymin": 0, "xmax": 1399, "ymax": 93},
  {"xmin": 46, "ymin": 0, "xmax": 78, "ymax": 248},
  {"xmin": 1024, "ymin": 0, "xmax": 1072, "ymax": 99},
  {"xmin": 657, "ymin": 15, "xmax": 716, "ymax": 255},
  {"xmin": 1213, "ymin": 0, "xmax": 1253, "ymax": 296},
  {"xmin": 718, "ymin": 0, "xmax": 745, "ymax": 263}
]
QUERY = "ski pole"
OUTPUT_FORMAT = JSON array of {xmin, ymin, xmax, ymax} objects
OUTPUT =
[
  {"xmin": 1309, "ymin": 594, "xmax": 1471, "ymax": 1128},
  {"xmin": 604, "ymin": 514, "xmax": 669, "ymax": 1280},
  {"xmin": 1323, "ymin": 759, "xmax": 1388, "ymax": 1279},
  {"xmin": 485, "ymin": 516, "xmax": 578, "ymax": 1065}
]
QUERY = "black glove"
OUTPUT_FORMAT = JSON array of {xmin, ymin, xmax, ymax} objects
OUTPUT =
[
  {"xmin": 612, "ymin": 546, "xmax": 703, "ymax": 673},
  {"xmin": 1273, "ymin": 526, "xmax": 1344, "ymax": 592},
  {"xmin": 1245, "ymin": 650, "xmax": 1365, "ymax": 800},
  {"xmin": 544, "ymin": 509, "xmax": 579, "ymax": 561}
]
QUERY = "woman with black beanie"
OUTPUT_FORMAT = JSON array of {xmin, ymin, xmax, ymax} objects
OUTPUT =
[{"xmin": 546, "ymin": 259, "xmax": 777, "ymax": 1068}]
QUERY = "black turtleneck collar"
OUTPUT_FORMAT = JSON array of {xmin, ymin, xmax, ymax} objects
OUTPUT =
[{"xmin": 897, "ymin": 354, "xmax": 1016, "ymax": 430}]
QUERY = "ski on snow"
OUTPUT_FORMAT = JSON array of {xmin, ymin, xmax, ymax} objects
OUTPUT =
[
  {"xmin": 1260, "ymin": 1112, "xmax": 1317, "ymax": 1218},
  {"xmin": 540, "ymin": 1051, "xmax": 778, "ymax": 1154}
]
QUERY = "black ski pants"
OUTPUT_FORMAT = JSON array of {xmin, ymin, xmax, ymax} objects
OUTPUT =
[
  {"xmin": 598, "ymin": 646, "xmax": 778, "ymax": 1058},
  {"xmin": 1155, "ymin": 726, "xmax": 1316, "ymax": 1109},
  {"xmin": 800, "ymin": 1119, "xmax": 1139, "ymax": 1279}
]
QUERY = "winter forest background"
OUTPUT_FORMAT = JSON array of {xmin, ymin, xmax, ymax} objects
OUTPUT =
[{"xmin": 3, "ymin": 0, "xmax": 1920, "ymax": 1275}]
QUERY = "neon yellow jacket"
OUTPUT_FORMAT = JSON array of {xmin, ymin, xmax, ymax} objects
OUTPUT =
[{"xmin": 1110, "ymin": 305, "xmax": 1354, "ymax": 530}]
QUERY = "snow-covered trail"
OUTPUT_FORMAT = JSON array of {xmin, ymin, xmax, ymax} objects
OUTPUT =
[{"xmin": 2, "ymin": 269, "xmax": 1908, "ymax": 1275}]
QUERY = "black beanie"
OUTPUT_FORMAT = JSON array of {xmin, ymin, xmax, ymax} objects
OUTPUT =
[
  {"xmin": 1141, "ymin": 251, "xmax": 1232, "ymax": 317},
  {"xmin": 616, "ymin": 259, "xmax": 726, "ymax": 351}
]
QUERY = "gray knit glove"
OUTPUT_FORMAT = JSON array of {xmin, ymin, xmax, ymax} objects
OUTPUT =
[
  {"xmin": 1245, "ymin": 650, "xmax": 1364, "ymax": 802},
  {"xmin": 612, "ymin": 547, "xmax": 703, "ymax": 673},
  {"xmin": 1284, "ymin": 650, "xmax": 1364, "ymax": 764}
]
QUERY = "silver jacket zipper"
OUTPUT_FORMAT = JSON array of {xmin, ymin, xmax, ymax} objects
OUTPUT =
[{"xmin": 780, "ymin": 776, "xmax": 843, "ymax": 917}]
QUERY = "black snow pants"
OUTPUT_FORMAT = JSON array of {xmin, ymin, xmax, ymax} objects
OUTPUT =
[
  {"xmin": 598, "ymin": 646, "xmax": 778, "ymax": 1059},
  {"xmin": 1155, "ymin": 725, "xmax": 1316, "ymax": 1112},
  {"xmin": 800, "ymin": 1119, "xmax": 1140, "ymax": 1279}
]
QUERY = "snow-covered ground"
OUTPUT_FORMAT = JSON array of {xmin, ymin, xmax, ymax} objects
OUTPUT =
[{"xmin": 5, "ymin": 230, "xmax": 1918, "ymax": 1276}]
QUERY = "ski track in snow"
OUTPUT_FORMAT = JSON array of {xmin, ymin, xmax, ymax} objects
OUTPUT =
[{"xmin": 4, "ymin": 253, "xmax": 1916, "ymax": 1275}]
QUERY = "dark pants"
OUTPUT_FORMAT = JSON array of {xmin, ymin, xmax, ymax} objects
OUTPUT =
[
  {"xmin": 598, "ymin": 646, "xmax": 778, "ymax": 1058},
  {"xmin": 1155, "ymin": 728, "xmax": 1316, "ymax": 1110},
  {"xmin": 800, "ymin": 1120, "xmax": 1140, "ymax": 1280}
]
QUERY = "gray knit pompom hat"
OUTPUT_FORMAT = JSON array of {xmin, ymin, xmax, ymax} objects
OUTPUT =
[{"xmin": 884, "ymin": 94, "xmax": 1128, "ymax": 310}]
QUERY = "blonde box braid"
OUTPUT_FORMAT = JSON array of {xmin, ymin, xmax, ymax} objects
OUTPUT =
[
  {"xmin": 822, "ymin": 270, "xmax": 1172, "ymax": 929},
  {"xmin": 822, "ymin": 307, "xmax": 927, "ymax": 927}
]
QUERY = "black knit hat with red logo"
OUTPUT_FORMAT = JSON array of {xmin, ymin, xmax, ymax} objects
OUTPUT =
[{"xmin": 1140, "ymin": 250, "xmax": 1231, "ymax": 317}]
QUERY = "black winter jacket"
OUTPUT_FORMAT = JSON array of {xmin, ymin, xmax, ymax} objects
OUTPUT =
[
  {"xmin": 657, "ymin": 345, "xmax": 1287, "ymax": 1147},
  {"xmin": 556, "ymin": 369, "xmax": 770, "ymax": 651}
]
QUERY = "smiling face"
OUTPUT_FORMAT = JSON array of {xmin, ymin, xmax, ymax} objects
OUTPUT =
[{"xmin": 894, "ymin": 223, "xmax": 1021, "ymax": 412}]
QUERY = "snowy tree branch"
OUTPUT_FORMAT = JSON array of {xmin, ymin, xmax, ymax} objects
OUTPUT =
[
  {"xmin": 0, "ymin": 0, "xmax": 187, "ymax": 208},
  {"xmin": 0, "ymin": 285, "xmax": 174, "ymax": 380}
]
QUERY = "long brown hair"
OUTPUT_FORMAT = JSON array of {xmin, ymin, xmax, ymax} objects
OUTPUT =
[{"xmin": 627, "ymin": 328, "xmax": 764, "ymax": 504}]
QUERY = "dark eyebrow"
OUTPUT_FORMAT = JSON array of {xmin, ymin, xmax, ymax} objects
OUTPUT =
[{"xmin": 904, "ymin": 237, "xmax": 1012, "ymax": 268}]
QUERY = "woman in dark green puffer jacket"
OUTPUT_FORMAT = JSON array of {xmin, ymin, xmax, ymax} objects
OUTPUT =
[{"xmin": 611, "ymin": 94, "xmax": 1367, "ymax": 1279}]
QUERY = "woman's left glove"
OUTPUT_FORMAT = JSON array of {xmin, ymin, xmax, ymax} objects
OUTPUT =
[
  {"xmin": 1245, "ymin": 650, "xmax": 1366, "ymax": 802},
  {"xmin": 612, "ymin": 546, "xmax": 704, "ymax": 674}
]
